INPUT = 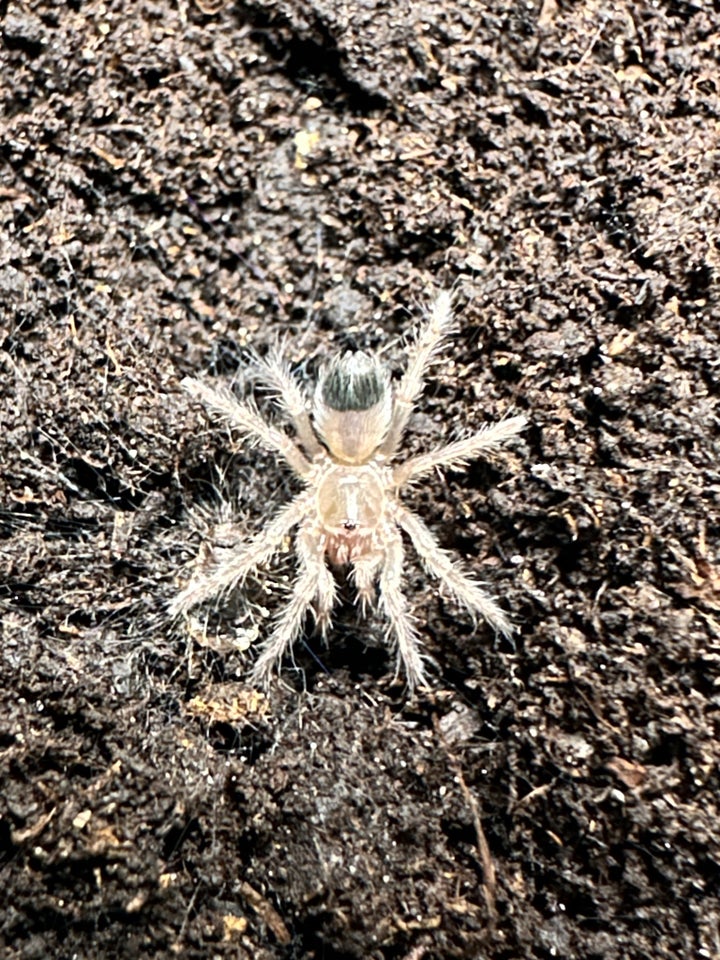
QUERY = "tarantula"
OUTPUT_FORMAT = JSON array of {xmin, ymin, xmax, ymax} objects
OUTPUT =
[{"xmin": 171, "ymin": 291, "xmax": 526, "ymax": 689}]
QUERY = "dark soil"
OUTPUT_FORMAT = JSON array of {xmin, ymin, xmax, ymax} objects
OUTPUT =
[{"xmin": 2, "ymin": 1, "xmax": 719, "ymax": 958}]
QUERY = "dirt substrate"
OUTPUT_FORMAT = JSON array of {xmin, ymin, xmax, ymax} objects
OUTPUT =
[{"xmin": 1, "ymin": 1, "xmax": 719, "ymax": 958}]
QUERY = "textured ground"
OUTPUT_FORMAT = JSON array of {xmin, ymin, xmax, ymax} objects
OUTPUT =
[{"xmin": 1, "ymin": 1, "xmax": 719, "ymax": 958}]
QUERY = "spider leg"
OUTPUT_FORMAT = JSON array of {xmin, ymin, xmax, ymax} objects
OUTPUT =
[
  {"xmin": 250, "ymin": 526, "xmax": 332, "ymax": 684},
  {"xmin": 395, "ymin": 504, "xmax": 513, "ymax": 637},
  {"xmin": 181, "ymin": 377, "xmax": 312, "ymax": 478},
  {"xmin": 169, "ymin": 493, "xmax": 310, "ymax": 617},
  {"xmin": 313, "ymin": 541, "xmax": 337, "ymax": 638},
  {"xmin": 393, "ymin": 416, "xmax": 527, "ymax": 487},
  {"xmin": 352, "ymin": 552, "xmax": 382, "ymax": 615},
  {"xmin": 378, "ymin": 527, "xmax": 428, "ymax": 691},
  {"xmin": 250, "ymin": 345, "xmax": 323, "ymax": 457},
  {"xmin": 379, "ymin": 290, "xmax": 455, "ymax": 457}
]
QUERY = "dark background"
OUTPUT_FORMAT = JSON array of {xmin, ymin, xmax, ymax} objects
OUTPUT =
[{"xmin": 1, "ymin": 1, "xmax": 719, "ymax": 957}]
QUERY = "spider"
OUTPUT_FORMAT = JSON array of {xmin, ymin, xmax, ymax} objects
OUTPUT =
[{"xmin": 171, "ymin": 291, "xmax": 526, "ymax": 689}]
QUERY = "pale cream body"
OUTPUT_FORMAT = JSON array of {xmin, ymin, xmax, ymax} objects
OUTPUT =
[
  {"xmin": 311, "ymin": 458, "xmax": 392, "ymax": 566},
  {"xmin": 172, "ymin": 291, "xmax": 527, "ymax": 689}
]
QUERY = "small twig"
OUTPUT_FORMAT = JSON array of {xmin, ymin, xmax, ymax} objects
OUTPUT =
[
  {"xmin": 401, "ymin": 946, "xmax": 427, "ymax": 960},
  {"xmin": 175, "ymin": 882, "xmax": 201, "ymax": 946},
  {"xmin": 432, "ymin": 714, "xmax": 498, "ymax": 925},
  {"xmin": 512, "ymin": 781, "xmax": 553, "ymax": 811},
  {"xmin": 11, "ymin": 806, "xmax": 57, "ymax": 845},
  {"xmin": 576, "ymin": 19, "xmax": 608, "ymax": 69},
  {"xmin": 240, "ymin": 880, "xmax": 291, "ymax": 945}
]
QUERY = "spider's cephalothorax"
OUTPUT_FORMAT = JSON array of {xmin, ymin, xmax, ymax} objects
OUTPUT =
[{"xmin": 171, "ymin": 292, "xmax": 526, "ymax": 689}]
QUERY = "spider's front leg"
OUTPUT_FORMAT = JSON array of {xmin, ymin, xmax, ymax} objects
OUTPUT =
[
  {"xmin": 378, "ymin": 526, "xmax": 428, "ymax": 691},
  {"xmin": 352, "ymin": 552, "xmax": 382, "ymax": 615},
  {"xmin": 312, "ymin": 535, "xmax": 337, "ymax": 639},
  {"xmin": 250, "ymin": 525, "xmax": 335, "ymax": 685},
  {"xmin": 170, "ymin": 493, "xmax": 311, "ymax": 617},
  {"xmin": 395, "ymin": 504, "xmax": 513, "ymax": 637}
]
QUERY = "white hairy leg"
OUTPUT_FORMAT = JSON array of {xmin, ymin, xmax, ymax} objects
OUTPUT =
[
  {"xmin": 312, "ymin": 537, "xmax": 337, "ymax": 637},
  {"xmin": 395, "ymin": 504, "xmax": 513, "ymax": 637},
  {"xmin": 169, "ymin": 493, "xmax": 310, "ymax": 617},
  {"xmin": 352, "ymin": 551, "xmax": 382, "ymax": 614},
  {"xmin": 181, "ymin": 377, "xmax": 311, "ymax": 478},
  {"xmin": 250, "ymin": 526, "xmax": 331, "ymax": 684},
  {"xmin": 250, "ymin": 345, "xmax": 323, "ymax": 457},
  {"xmin": 380, "ymin": 290, "xmax": 456, "ymax": 456},
  {"xmin": 393, "ymin": 416, "xmax": 527, "ymax": 487},
  {"xmin": 378, "ymin": 528, "xmax": 428, "ymax": 690}
]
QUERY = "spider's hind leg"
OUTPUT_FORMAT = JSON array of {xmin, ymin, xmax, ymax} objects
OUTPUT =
[
  {"xmin": 251, "ymin": 345, "xmax": 322, "ymax": 457},
  {"xmin": 380, "ymin": 290, "xmax": 456, "ymax": 457},
  {"xmin": 181, "ymin": 376, "xmax": 312, "ymax": 478}
]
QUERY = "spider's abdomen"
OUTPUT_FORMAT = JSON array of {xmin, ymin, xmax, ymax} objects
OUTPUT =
[
  {"xmin": 313, "ymin": 352, "xmax": 392, "ymax": 464},
  {"xmin": 316, "ymin": 464, "xmax": 385, "ymax": 564}
]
